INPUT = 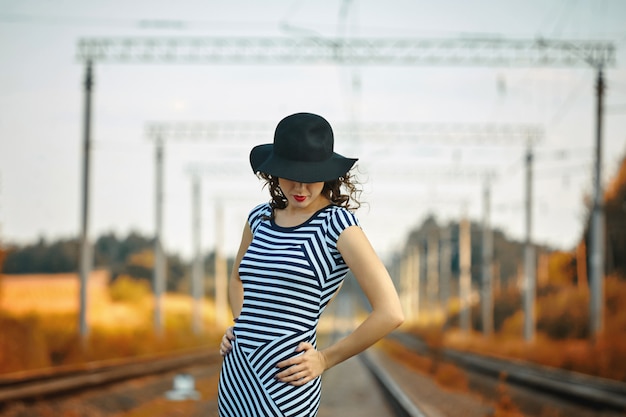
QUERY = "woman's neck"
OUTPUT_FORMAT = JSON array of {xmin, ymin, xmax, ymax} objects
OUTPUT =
[{"xmin": 274, "ymin": 197, "xmax": 331, "ymax": 227}]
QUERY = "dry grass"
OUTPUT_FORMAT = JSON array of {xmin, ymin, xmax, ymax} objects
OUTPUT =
[
  {"xmin": 0, "ymin": 271, "xmax": 222, "ymax": 375},
  {"xmin": 1, "ymin": 271, "xmax": 110, "ymax": 314},
  {"xmin": 418, "ymin": 324, "xmax": 626, "ymax": 383},
  {"xmin": 407, "ymin": 276, "xmax": 626, "ymax": 383}
]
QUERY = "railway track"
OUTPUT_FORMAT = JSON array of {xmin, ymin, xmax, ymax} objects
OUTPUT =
[
  {"xmin": 326, "ymin": 285, "xmax": 626, "ymax": 415},
  {"xmin": 0, "ymin": 347, "xmax": 218, "ymax": 403},
  {"xmin": 4, "ymin": 332, "xmax": 623, "ymax": 416},
  {"xmin": 0, "ymin": 342, "xmax": 426, "ymax": 417},
  {"xmin": 391, "ymin": 331, "xmax": 626, "ymax": 413},
  {"xmin": 3, "ymin": 314, "xmax": 624, "ymax": 415},
  {"xmin": 360, "ymin": 350, "xmax": 429, "ymax": 417}
]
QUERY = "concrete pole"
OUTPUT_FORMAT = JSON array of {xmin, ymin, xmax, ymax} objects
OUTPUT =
[
  {"xmin": 79, "ymin": 60, "xmax": 93, "ymax": 346},
  {"xmin": 440, "ymin": 227, "xmax": 452, "ymax": 323},
  {"xmin": 576, "ymin": 241, "xmax": 588, "ymax": 290},
  {"xmin": 399, "ymin": 251, "xmax": 409, "ymax": 320},
  {"xmin": 523, "ymin": 145, "xmax": 536, "ymax": 342},
  {"xmin": 418, "ymin": 242, "xmax": 427, "ymax": 318},
  {"xmin": 481, "ymin": 178, "xmax": 494, "ymax": 336},
  {"xmin": 459, "ymin": 213, "xmax": 471, "ymax": 333},
  {"xmin": 402, "ymin": 246, "xmax": 416, "ymax": 323},
  {"xmin": 153, "ymin": 138, "xmax": 165, "ymax": 336},
  {"xmin": 191, "ymin": 175, "xmax": 203, "ymax": 334},
  {"xmin": 427, "ymin": 232, "xmax": 439, "ymax": 314},
  {"xmin": 589, "ymin": 66, "xmax": 605, "ymax": 342},
  {"xmin": 214, "ymin": 201, "xmax": 228, "ymax": 327},
  {"xmin": 400, "ymin": 248, "xmax": 414, "ymax": 322},
  {"xmin": 412, "ymin": 245, "xmax": 421, "ymax": 322}
]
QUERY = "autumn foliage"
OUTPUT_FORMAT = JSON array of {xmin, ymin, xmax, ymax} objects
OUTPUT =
[
  {"xmin": 406, "ymin": 154, "xmax": 626, "ymax": 382},
  {"xmin": 411, "ymin": 271, "xmax": 626, "ymax": 383},
  {"xmin": 0, "ymin": 271, "xmax": 220, "ymax": 375}
]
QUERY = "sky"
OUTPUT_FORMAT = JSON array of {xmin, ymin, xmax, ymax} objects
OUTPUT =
[{"xmin": 1, "ymin": 0, "xmax": 626, "ymax": 261}]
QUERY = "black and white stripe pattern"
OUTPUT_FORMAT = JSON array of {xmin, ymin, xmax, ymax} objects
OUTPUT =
[{"xmin": 218, "ymin": 203, "xmax": 359, "ymax": 417}]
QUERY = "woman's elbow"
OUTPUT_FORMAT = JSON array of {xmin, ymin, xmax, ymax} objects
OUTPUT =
[
  {"xmin": 384, "ymin": 305, "xmax": 404, "ymax": 329},
  {"xmin": 391, "ymin": 309, "xmax": 405, "ymax": 329}
]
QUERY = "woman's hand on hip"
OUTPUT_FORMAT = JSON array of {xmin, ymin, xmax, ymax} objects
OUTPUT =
[
  {"xmin": 274, "ymin": 342, "xmax": 327, "ymax": 386},
  {"xmin": 219, "ymin": 326, "xmax": 235, "ymax": 357}
]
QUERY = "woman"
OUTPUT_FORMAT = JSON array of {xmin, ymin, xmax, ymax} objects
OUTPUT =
[{"xmin": 218, "ymin": 112, "xmax": 404, "ymax": 417}]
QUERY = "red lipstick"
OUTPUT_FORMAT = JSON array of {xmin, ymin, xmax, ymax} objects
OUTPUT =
[{"xmin": 294, "ymin": 195, "xmax": 306, "ymax": 202}]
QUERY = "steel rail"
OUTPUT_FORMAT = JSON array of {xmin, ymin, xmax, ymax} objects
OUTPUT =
[
  {"xmin": 360, "ymin": 350, "xmax": 430, "ymax": 417},
  {"xmin": 0, "ymin": 347, "xmax": 218, "ymax": 403},
  {"xmin": 2, "ymin": 341, "xmax": 432, "ymax": 416},
  {"xmin": 443, "ymin": 348, "xmax": 626, "ymax": 409},
  {"xmin": 392, "ymin": 332, "xmax": 626, "ymax": 411}
]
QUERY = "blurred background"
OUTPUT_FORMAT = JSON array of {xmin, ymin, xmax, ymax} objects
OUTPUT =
[{"xmin": 1, "ymin": 0, "xmax": 625, "ymax": 399}]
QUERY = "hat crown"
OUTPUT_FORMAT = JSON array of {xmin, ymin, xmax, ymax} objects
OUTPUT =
[
  {"xmin": 249, "ymin": 112, "xmax": 357, "ymax": 183},
  {"xmin": 273, "ymin": 113, "xmax": 333, "ymax": 162}
]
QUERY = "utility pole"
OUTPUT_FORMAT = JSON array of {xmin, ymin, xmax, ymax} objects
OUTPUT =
[
  {"xmin": 191, "ymin": 174, "xmax": 204, "ymax": 335},
  {"xmin": 439, "ymin": 226, "xmax": 452, "ymax": 324},
  {"xmin": 459, "ymin": 210, "xmax": 472, "ymax": 334},
  {"xmin": 535, "ymin": 39, "xmax": 610, "ymax": 343},
  {"xmin": 153, "ymin": 137, "xmax": 166, "ymax": 336},
  {"xmin": 589, "ymin": 65, "xmax": 605, "ymax": 342},
  {"xmin": 214, "ymin": 200, "xmax": 228, "ymax": 327},
  {"xmin": 427, "ymin": 232, "xmax": 439, "ymax": 315},
  {"xmin": 402, "ymin": 245, "xmax": 420, "ymax": 323},
  {"xmin": 78, "ymin": 60, "xmax": 93, "ymax": 347},
  {"xmin": 412, "ymin": 245, "xmax": 421, "ymax": 322},
  {"xmin": 399, "ymin": 251, "xmax": 409, "ymax": 321},
  {"xmin": 481, "ymin": 176, "xmax": 494, "ymax": 337},
  {"xmin": 418, "ymin": 242, "xmax": 427, "ymax": 319},
  {"xmin": 523, "ymin": 144, "xmax": 536, "ymax": 342}
]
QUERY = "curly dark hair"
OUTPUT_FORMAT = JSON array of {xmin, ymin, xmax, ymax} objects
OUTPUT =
[{"xmin": 257, "ymin": 170, "xmax": 361, "ymax": 216}]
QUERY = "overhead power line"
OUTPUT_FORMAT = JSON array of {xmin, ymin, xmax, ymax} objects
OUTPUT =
[
  {"xmin": 76, "ymin": 36, "xmax": 615, "ymax": 67},
  {"xmin": 145, "ymin": 121, "xmax": 543, "ymax": 145},
  {"xmin": 0, "ymin": 13, "xmax": 270, "ymax": 31}
]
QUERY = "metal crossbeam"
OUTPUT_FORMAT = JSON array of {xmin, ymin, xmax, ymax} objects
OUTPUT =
[
  {"xmin": 367, "ymin": 166, "xmax": 498, "ymax": 180},
  {"xmin": 77, "ymin": 36, "xmax": 615, "ymax": 67},
  {"xmin": 336, "ymin": 123, "xmax": 542, "ymax": 144},
  {"xmin": 145, "ymin": 121, "xmax": 271, "ymax": 141},
  {"xmin": 145, "ymin": 121, "xmax": 543, "ymax": 145}
]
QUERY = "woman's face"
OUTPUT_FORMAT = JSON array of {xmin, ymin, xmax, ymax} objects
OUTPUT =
[{"xmin": 278, "ymin": 178, "xmax": 326, "ymax": 209}]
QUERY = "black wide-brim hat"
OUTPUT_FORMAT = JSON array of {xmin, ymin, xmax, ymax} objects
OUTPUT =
[{"xmin": 250, "ymin": 112, "xmax": 358, "ymax": 183}]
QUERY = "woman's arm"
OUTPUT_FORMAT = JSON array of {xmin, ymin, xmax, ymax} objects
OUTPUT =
[
  {"xmin": 220, "ymin": 222, "xmax": 252, "ymax": 357},
  {"xmin": 275, "ymin": 225, "xmax": 404, "ymax": 385},
  {"xmin": 321, "ymin": 225, "xmax": 404, "ymax": 368},
  {"xmin": 228, "ymin": 222, "xmax": 252, "ymax": 319}
]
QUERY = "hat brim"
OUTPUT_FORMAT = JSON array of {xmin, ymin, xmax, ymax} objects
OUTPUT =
[{"xmin": 250, "ymin": 144, "xmax": 357, "ymax": 183}]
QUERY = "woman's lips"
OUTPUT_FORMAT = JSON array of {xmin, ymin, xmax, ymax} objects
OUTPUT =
[{"xmin": 294, "ymin": 195, "xmax": 306, "ymax": 202}]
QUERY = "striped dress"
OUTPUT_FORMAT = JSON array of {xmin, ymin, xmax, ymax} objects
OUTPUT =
[{"xmin": 218, "ymin": 203, "xmax": 359, "ymax": 417}]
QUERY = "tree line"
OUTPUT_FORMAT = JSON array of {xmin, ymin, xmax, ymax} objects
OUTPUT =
[
  {"xmin": 403, "ymin": 152, "xmax": 626, "ymax": 287},
  {"xmin": 1, "ymin": 232, "xmax": 223, "ymax": 293}
]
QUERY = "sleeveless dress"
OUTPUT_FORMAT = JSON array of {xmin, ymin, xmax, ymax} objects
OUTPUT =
[{"xmin": 218, "ymin": 203, "xmax": 359, "ymax": 417}]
